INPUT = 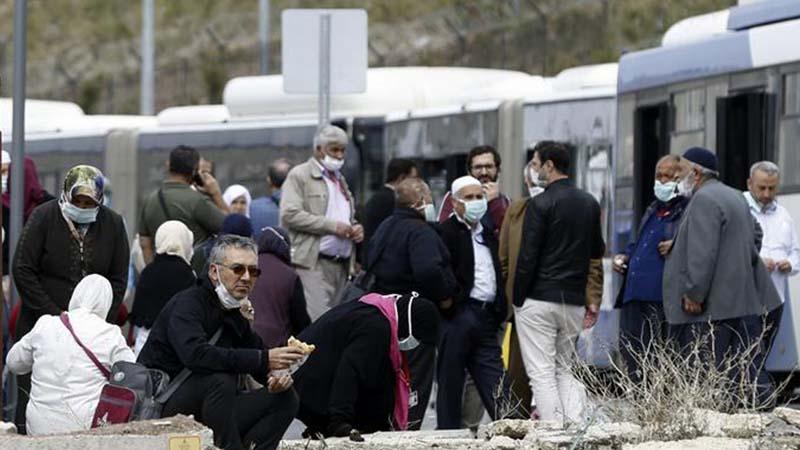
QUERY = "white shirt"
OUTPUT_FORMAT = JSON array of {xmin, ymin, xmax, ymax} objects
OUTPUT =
[
  {"xmin": 316, "ymin": 160, "xmax": 353, "ymax": 258},
  {"xmin": 466, "ymin": 220, "xmax": 497, "ymax": 303},
  {"xmin": 744, "ymin": 192, "xmax": 800, "ymax": 304}
]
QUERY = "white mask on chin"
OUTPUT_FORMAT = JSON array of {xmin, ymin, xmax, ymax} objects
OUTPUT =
[
  {"xmin": 214, "ymin": 268, "xmax": 245, "ymax": 310},
  {"xmin": 321, "ymin": 154, "xmax": 345, "ymax": 172},
  {"xmin": 528, "ymin": 186, "xmax": 544, "ymax": 198},
  {"xmin": 677, "ymin": 172, "xmax": 696, "ymax": 198}
]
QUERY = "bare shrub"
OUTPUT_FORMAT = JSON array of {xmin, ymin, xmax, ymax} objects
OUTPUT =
[{"xmin": 572, "ymin": 318, "xmax": 792, "ymax": 442}]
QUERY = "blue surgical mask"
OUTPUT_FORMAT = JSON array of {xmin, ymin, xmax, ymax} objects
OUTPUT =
[
  {"xmin": 416, "ymin": 202, "xmax": 437, "ymax": 222},
  {"xmin": 653, "ymin": 180, "xmax": 677, "ymax": 203},
  {"xmin": 61, "ymin": 199, "xmax": 99, "ymax": 224},
  {"xmin": 458, "ymin": 197, "xmax": 488, "ymax": 224},
  {"xmin": 397, "ymin": 293, "xmax": 420, "ymax": 351}
]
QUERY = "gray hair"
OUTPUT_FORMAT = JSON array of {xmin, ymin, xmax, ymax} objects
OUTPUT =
[
  {"xmin": 208, "ymin": 234, "xmax": 257, "ymax": 265},
  {"xmin": 313, "ymin": 125, "xmax": 348, "ymax": 149},
  {"xmin": 750, "ymin": 160, "xmax": 780, "ymax": 178},
  {"xmin": 694, "ymin": 164, "xmax": 719, "ymax": 181}
]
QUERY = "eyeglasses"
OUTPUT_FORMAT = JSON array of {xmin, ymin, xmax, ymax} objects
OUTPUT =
[
  {"xmin": 218, "ymin": 263, "xmax": 261, "ymax": 278},
  {"xmin": 471, "ymin": 164, "xmax": 496, "ymax": 173}
]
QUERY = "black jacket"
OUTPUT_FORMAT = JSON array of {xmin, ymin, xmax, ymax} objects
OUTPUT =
[
  {"xmin": 439, "ymin": 215, "xmax": 507, "ymax": 321},
  {"xmin": 513, "ymin": 179, "xmax": 605, "ymax": 307},
  {"xmin": 294, "ymin": 301, "xmax": 395, "ymax": 435},
  {"xmin": 368, "ymin": 208, "xmax": 458, "ymax": 304},
  {"xmin": 130, "ymin": 253, "xmax": 196, "ymax": 329},
  {"xmin": 363, "ymin": 186, "xmax": 395, "ymax": 245},
  {"xmin": 137, "ymin": 277, "xmax": 268, "ymax": 381},
  {"xmin": 13, "ymin": 200, "xmax": 129, "ymax": 338}
]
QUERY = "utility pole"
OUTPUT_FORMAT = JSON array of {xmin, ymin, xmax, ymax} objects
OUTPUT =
[
  {"xmin": 141, "ymin": 0, "xmax": 155, "ymax": 114},
  {"xmin": 259, "ymin": 0, "xmax": 271, "ymax": 74}
]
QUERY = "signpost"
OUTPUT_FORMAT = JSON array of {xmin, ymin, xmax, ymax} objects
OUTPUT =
[{"xmin": 281, "ymin": 9, "xmax": 368, "ymax": 130}]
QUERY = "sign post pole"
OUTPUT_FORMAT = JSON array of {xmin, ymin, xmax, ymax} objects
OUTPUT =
[{"xmin": 317, "ymin": 13, "xmax": 331, "ymax": 130}]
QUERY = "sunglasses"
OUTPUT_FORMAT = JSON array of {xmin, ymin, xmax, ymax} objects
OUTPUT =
[{"xmin": 218, "ymin": 263, "xmax": 261, "ymax": 278}]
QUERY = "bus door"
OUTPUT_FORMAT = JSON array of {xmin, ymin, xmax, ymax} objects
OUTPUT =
[
  {"xmin": 716, "ymin": 92, "xmax": 776, "ymax": 190},
  {"xmin": 633, "ymin": 102, "xmax": 671, "ymax": 229}
]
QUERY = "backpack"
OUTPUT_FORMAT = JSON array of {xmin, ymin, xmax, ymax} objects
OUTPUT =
[{"xmin": 60, "ymin": 313, "xmax": 222, "ymax": 427}]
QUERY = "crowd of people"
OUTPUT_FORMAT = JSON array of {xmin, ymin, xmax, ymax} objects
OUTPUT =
[{"xmin": 0, "ymin": 123, "xmax": 796, "ymax": 450}]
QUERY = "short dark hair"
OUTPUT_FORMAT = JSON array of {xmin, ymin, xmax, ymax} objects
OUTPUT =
[
  {"xmin": 533, "ymin": 141, "xmax": 570, "ymax": 175},
  {"xmin": 467, "ymin": 145, "xmax": 501, "ymax": 171},
  {"xmin": 169, "ymin": 145, "xmax": 200, "ymax": 176},
  {"xmin": 268, "ymin": 158, "xmax": 291, "ymax": 189},
  {"xmin": 385, "ymin": 158, "xmax": 418, "ymax": 183}
]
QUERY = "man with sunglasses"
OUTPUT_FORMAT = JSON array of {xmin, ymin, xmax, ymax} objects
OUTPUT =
[{"xmin": 138, "ymin": 235, "xmax": 304, "ymax": 450}]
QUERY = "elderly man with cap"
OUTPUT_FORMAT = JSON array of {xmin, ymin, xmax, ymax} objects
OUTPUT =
[
  {"xmin": 664, "ymin": 147, "xmax": 781, "ymax": 402},
  {"xmin": 436, "ymin": 175, "xmax": 517, "ymax": 428},
  {"xmin": 12, "ymin": 164, "xmax": 130, "ymax": 433}
]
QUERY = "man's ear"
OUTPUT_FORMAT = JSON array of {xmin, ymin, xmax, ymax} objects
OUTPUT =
[{"xmin": 208, "ymin": 264, "xmax": 218, "ymax": 284}]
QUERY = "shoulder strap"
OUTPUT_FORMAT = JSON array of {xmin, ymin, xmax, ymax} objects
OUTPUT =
[
  {"xmin": 155, "ymin": 326, "xmax": 223, "ymax": 403},
  {"xmin": 157, "ymin": 188, "xmax": 172, "ymax": 221},
  {"xmin": 60, "ymin": 313, "xmax": 111, "ymax": 379}
]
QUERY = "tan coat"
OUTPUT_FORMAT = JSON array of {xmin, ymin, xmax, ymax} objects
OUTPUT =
[{"xmin": 279, "ymin": 157, "xmax": 356, "ymax": 271}]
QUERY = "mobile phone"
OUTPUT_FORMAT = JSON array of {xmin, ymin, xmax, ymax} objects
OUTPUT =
[{"xmin": 193, "ymin": 172, "xmax": 205, "ymax": 187}]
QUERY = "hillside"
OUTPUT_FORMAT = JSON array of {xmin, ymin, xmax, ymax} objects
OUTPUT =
[{"xmin": 0, "ymin": 0, "xmax": 736, "ymax": 114}]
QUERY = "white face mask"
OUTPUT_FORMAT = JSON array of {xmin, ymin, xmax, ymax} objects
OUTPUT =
[
  {"xmin": 396, "ymin": 293, "xmax": 420, "ymax": 351},
  {"xmin": 677, "ymin": 172, "xmax": 696, "ymax": 198},
  {"xmin": 528, "ymin": 186, "xmax": 544, "ymax": 198},
  {"xmin": 321, "ymin": 154, "xmax": 345, "ymax": 172},
  {"xmin": 213, "ymin": 266, "xmax": 245, "ymax": 310},
  {"xmin": 416, "ymin": 203, "xmax": 437, "ymax": 222}
]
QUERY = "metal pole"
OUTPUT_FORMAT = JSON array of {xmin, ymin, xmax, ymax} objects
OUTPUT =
[
  {"xmin": 9, "ymin": 0, "xmax": 27, "ymax": 309},
  {"xmin": 259, "ymin": 0, "xmax": 271, "ymax": 74},
  {"xmin": 140, "ymin": 0, "xmax": 155, "ymax": 115},
  {"xmin": 318, "ymin": 13, "xmax": 331, "ymax": 129}
]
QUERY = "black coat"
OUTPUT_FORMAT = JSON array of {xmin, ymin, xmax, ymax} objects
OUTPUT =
[
  {"xmin": 137, "ymin": 277, "xmax": 268, "ymax": 381},
  {"xmin": 513, "ymin": 179, "xmax": 605, "ymax": 307},
  {"xmin": 363, "ymin": 185, "xmax": 396, "ymax": 245},
  {"xmin": 439, "ymin": 215, "xmax": 507, "ymax": 322},
  {"xmin": 368, "ymin": 208, "xmax": 458, "ymax": 304},
  {"xmin": 13, "ymin": 200, "xmax": 129, "ymax": 338},
  {"xmin": 130, "ymin": 253, "xmax": 196, "ymax": 329},
  {"xmin": 294, "ymin": 301, "xmax": 395, "ymax": 435}
]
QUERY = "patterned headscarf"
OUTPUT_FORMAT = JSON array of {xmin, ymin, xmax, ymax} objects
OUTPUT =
[{"xmin": 62, "ymin": 165, "xmax": 105, "ymax": 205}]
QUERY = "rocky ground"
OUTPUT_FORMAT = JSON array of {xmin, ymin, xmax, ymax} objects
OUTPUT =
[{"xmin": 3, "ymin": 408, "xmax": 800, "ymax": 449}]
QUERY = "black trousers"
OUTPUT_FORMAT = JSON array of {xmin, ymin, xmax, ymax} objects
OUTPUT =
[
  {"xmin": 674, "ymin": 314, "xmax": 774, "ymax": 407},
  {"xmin": 14, "ymin": 373, "xmax": 30, "ymax": 434},
  {"xmin": 406, "ymin": 342, "xmax": 436, "ymax": 430},
  {"xmin": 162, "ymin": 373, "xmax": 298, "ymax": 450},
  {"xmin": 436, "ymin": 302, "xmax": 512, "ymax": 429},
  {"xmin": 619, "ymin": 301, "xmax": 668, "ymax": 383}
]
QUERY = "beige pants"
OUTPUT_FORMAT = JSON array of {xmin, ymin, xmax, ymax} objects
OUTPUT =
[
  {"xmin": 296, "ymin": 258, "xmax": 349, "ymax": 321},
  {"xmin": 514, "ymin": 299, "xmax": 586, "ymax": 424}
]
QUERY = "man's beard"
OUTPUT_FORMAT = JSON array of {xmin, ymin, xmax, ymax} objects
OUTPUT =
[{"xmin": 477, "ymin": 174, "xmax": 497, "ymax": 183}]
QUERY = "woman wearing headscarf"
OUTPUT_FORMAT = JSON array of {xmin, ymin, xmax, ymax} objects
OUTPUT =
[
  {"xmin": 293, "ymin": 293, "xmax": 440, "ymax": 438},
  {"xmin": 251, "ymin": 226, "xmax": 311, "ymax": 348},
  {"xmin": 223, "ymin": 184, "xmax": 252, "ymax": 217},
  {"xmin": 130, "ymin": 221, "xmax": 196, "ymax": 355},
  {"xmin": 11, "ymin": 164, "xmax": 130, "ymax": 434},
  {"xmin": 6, "ymin": 275, "xmax": 136, "ymax": 435}
]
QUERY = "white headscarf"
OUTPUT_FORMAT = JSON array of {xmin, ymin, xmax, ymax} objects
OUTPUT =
[
  {"xmin": 68, "ymin": 274, "xmax": 113, "ymax": 319},
  {"xmin": 2, "ymin": 150, "xmax": 10, "ymax": 165},
  {"xmin": 223, "ymin": 184, "xmax": 252, "ymax": 217},
  {"xmin": 155, "ymin": 220, "xmax": 195, "ymax": 265}
]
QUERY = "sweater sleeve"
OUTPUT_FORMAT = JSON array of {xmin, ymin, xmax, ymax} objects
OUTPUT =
[
  {"xmin": 12, "ymin": 206, "xmax": 61, "ymax": 316},
  {"xmin": 6, "ymin": 318, "xmax": 42, "ymax": 375},
  {"xmin": 513, "ymin": 197, "xmax": 547, "ymax": 306}
]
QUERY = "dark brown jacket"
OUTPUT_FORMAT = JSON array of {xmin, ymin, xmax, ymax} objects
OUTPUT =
[{"xmin": 13, "ymin": 200, "xmax": 129, "ymax": 338}]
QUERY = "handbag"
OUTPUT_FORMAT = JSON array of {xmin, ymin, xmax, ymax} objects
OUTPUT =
[
  {"xmin": 60, "ymin": 313, "xmax": 221, "ymax": 427},
  {"xmin": 337, "ymin": 217, "xmax": 400, "ymax": 303}
]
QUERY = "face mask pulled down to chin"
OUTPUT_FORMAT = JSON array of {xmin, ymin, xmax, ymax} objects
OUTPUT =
[{"xmin": 214, "ymin": 267, "xmax": 246, "ymax": 310}]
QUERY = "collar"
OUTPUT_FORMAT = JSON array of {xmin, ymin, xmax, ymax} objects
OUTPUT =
[
  {"xmin": 744, "ymin": 191, "xmax": 777, "ymax": 214},
  {"xmin": 384, "ymin": 184, "xmax": 396, "ymax": 191},
  {"xmin": 454, "ymin": 213, "xmax": 481, "ymax": 233},
  {"xmin": 545, "ymin": 178, "xmax": 570, "ymax": 190},
  {"xmin": 394, "ymin": 207, "xmax": 424, "ymax": 220},
  {"xmin": 309, "ymin": 157, "xmax": 324, "ymax": 179}
]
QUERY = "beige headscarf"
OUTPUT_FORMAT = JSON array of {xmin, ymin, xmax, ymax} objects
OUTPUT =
[{"xmin": 155, "ymin": 221, "xmax": 194, "ymax": 265}]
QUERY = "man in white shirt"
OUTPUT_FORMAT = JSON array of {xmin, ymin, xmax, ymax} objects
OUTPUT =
[
  {"xmin": 280, "ymin": 125, "xmax": 363, "ymax": 320},
  {"xmin": 436, "ymin": 176, "xmax": 518, "ymax": 429},
  {"xmin": 744, "ymin": 161, "xmax": 800, "ymax": 354}
]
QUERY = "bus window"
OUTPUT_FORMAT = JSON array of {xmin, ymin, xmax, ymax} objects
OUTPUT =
[{"xmin": 716, "ymin": 92, "xmax": 776, "ymax": 190}]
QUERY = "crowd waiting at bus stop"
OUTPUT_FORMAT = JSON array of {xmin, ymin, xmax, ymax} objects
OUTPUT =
[{"xmin": 0, "ymin": 123, "xmax": 797, "ymax": 450}]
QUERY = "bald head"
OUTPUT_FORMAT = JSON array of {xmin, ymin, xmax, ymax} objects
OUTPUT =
[
  {"xmin": 655, "ymin": 154, "xmax": 681, "ymax": 183},
  {"xmin": 395, "ymin": 178, "xmax": 432, "ymax": 209},
  {"xmin": 268, "ymin": 158, "xmax": 291, "ymax": 189}
]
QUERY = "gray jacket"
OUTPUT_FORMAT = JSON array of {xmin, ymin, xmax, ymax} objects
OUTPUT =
[
  {"xmin": 663, "ymin": 179, "xmax": 780, "ymax": 324},
  {"xmin": 279, "ymin": 157, "xmax": 355, "ymax": 271}
]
